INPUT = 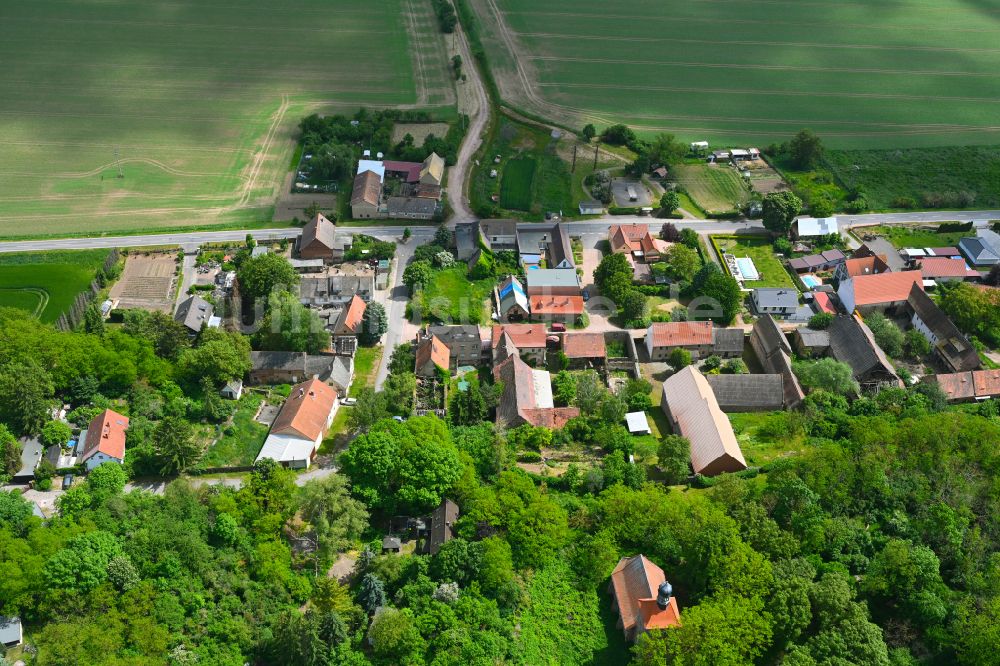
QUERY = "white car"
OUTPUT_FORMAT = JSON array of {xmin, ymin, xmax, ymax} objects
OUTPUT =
[{"xmin": 341, "ymin": 397, "xmax": 357, "ymax": 406}]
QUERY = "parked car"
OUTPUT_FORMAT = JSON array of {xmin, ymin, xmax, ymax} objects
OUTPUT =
[
  {"xmin": 62, "ymin": 474, "xmax": 74, "ymax": 490},
  {"xmin": 341, "ymin": 397, "xmax": 357, "ymax": 406},
  {"xmin": 550, "ymin": 323, "xmax": 567, "ymax": 332},
  {"xmin": 582, "ymin": 289, "xmax": 590, "ymax": 302}
]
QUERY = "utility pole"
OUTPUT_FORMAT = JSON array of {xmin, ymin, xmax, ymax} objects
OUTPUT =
[
  {"xmin": 593, "ymin": 145, "xmax": 598, "ymax": 171},
  {"xmin": 113, "ymin": 146, "xmax": 124, "ymax": 179},
  {"xmin": 571, "ymin": 145, "xmax": 577, "ymax": 173}
]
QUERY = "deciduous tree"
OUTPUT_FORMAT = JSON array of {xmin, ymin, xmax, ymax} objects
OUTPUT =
[
  {"xmin": 762, "ymin": 191, "xmax": 803, "ymax": 236},
  {"xmin": 358, "ymin": 301, "xmax": 387, "ymax": 345}
]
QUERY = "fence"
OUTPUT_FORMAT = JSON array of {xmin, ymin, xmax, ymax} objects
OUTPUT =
[{"xmin": 55, "ymin": 248, "xmax": 120, "ymax": 332}]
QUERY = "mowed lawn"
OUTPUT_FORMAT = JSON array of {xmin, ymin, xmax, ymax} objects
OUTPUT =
[
  {"xmin": 712, "ymin": 236, "xmax": 797, "ymax": 290},
  {"xmin": 672, "ymin": 164, "xmax": 751, "ymax": 214},
  {"xmin": 500, "ymin": 157, "xmax": 537, "ymax": 210},
  {"xmin": 0, "ymin": 0, "xmax": 452, "ymax": 238},
  {"xmin": 0, "ymin": 250, "xmax": 109, "ymax": 322},
  {"xmin": 859, "ymin": 225, "xmax": 970, "ymax": 249},
  {"xmin": 475, "ymin": 0, "xmax": 1000, "ymax": 148},
  {"xmin": 418, "ymin": 266, "xmax": 494, "ymax": 324}
]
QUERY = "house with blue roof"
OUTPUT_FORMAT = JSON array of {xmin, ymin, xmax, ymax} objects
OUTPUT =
[{"xmin": 497, "ymin": 275, "xmax": 529, "ymax": 322}]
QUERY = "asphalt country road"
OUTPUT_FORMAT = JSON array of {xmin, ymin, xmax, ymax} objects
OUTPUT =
[{"xmin": 0, "ymin": 211, "xmax": 997, "ymax": 254}]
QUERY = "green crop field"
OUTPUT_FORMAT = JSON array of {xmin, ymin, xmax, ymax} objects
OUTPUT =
[
  {"xmin": 500, "ymin": 157, "xmax": 537, "ymax": 210},
  {"xmin": 0, "ymin": 0, "xmax": 453, "ymax": 239},
  {"xmin": 673, "ymin": 164, "xmax": 751, "ymax": 214},
  {"xmin": 0, "ymin": 250, "xmax": 110, "ymax": 322},
  {"xmin": 469, "ymin": 0, "xmax": 1000, "ymax": 148}
]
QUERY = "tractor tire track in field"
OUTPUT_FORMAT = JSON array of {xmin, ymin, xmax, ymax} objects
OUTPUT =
[
  {"xmin": 505, "ymin": 10, "xmax": 1000, "ymax": 35},
  {"xmin": 0, "ymin": 158, "xmax": 246, "ymax": 180},
  {"xmin": 514, "ymin": 31, "xmax": 1000, "ymax": 56},
  {"xmin": 0, "ymin": 140, "xmax": 253, "ymax": 155},
  {"xmin": 402, "ymin": 0, "xmax": 431, "ymax": 106},
  {"xmin": 479, "ymin": 0, "xmax": 604, "ymax": 128},
  {"xmin": 540, "ymin": 82, "xmax": 1000, "ymax": 105},
  {"xmin": 236, "ymin": 94, "xmax": 289, "ymax": 208},
  {"xmin": 471, "ymin": 1, "xmax": 1000, "ymax": 140},
  {"xmin": 528, "ymin": 55, "xmax": 1000, "ymax": 79},
  {"xmin": 675, "ymin": 0, "xmax": 1000, "ymax": 18}
]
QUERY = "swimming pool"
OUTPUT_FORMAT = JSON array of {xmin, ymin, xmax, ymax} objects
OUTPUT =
[
  {"xmin": 736, "ymin": 257, "xmax": 759, "ymax": 281},
  {"xmin": 802, "ymin": 275, "xmax": 822, "ymax": 288}
]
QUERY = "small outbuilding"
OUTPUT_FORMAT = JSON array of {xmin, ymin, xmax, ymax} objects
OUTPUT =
[
  {"xmin": 625, "ymin": 411, "xmax": 652, "ymax": 435},
  {"xmin": 0, "ymin": 616, "xmax": 22, "ymax": 649},
  {"xmin": 221, "ymin": 380, "xmax": 243, "ymax": 400}
]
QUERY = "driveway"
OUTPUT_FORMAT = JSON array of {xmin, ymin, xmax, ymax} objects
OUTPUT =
[
  {"xmin": 374, "ymin": 231, "xmax": 426, "ymax": 390},
  {"xmin": 174, "ymin": 250, "xmax": 198, "ymax": 311}
]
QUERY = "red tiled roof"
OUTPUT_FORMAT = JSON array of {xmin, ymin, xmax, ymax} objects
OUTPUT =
[
  {"xmin": 351, "ymin": 171, "xmax": 381, "ymax": 206},
  {"xmin": 562, "ymin": 333, "xmax": 606, "ymax": 358},
  {"xmin": 529, "ymin": 295, "xmax": 584, "ymax": 316},
  {"xmin": 973, "ymin": 369, "xmax": 1000, "ymax": 397},
  {"xmin": 841, "ymin": 256, "xmax": 890, "ymax": 278},
  {"xmin": 382, "ymin": 160, "xmax": 422, "ymax": 182},
  {"xmin": 270, "ymin": 378, "xmax": 337, "ymax": 441},
  {"xmin": 609, "ymin": 224, "xmax": 650, "ymax": 253},
  {"xmin": 334, "ymin": 295, "xmax": 366, "ymax": 335},
  {"xmin": 82, "ymin": 409, "xmax": 129, "ymax": 462},
  {"xmin": 492, "ymin": 324, "xmax": 546, "ymax": 349},
  {"xmin": 648, "ymin": 321, "xmax": 713, "ymax": 348},
  {"xmin": 520, "ymin": 407, "xmax": 580, "ymax": 429},
  {"xmin": 416, "ymin": 334, "xmax": 450, "ymax": 373},
  {"xmin": 928, "ymin": 247, "xmax": 961, "ymax": 257},
  {"xmin": 847, "ymin": 271, "xmax": 922, "ymax": 307},
  {"xmin": 610, "ymin": 555, "xmax": 681, "ymax": 635},
  {"xmin": 935, "ymin": 370, "xmax": 1000, "ymax": 400},
  {"xmin": 916, "ymin": 257, "xmax": 979, "ymax": 279},
  {"xmin": 935, "ymin": 372, "xmax": 977, "ymax": 400},
  {"xmin": 812, "ymin": 292, "xmax": 837, "ymax": 314}
]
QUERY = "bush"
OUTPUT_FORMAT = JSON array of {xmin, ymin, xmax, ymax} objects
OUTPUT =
[
  {"xmin": 516, "ymin": 451, "xmax": 542, "ymax": 463},
  {"xmin": 669, "ymin": 347, "xmax": 691, "ymax": 369},
  {"xmin": 808, "ymin": 312, "xmax": 834, "ymax": 330}
]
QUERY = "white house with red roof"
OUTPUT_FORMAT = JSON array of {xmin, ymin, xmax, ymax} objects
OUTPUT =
[{"xmin": 81, "ymin": 409, "xmax": 129, "ymax": 471}]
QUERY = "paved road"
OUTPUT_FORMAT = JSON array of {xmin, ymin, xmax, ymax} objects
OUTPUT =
[
  {"xmin": 0, "ymin": 225, "xmax": 430, "ymax": 254},
  {"xmin": 0, "ymin": 211, "xmax": 996, "ymax": 255},
  {"xmin": 445, "ymin": 18, "xmax": 491, "ymax": 226},
  {"xmin": 374, "ymin": 230, "xmax": 431, "ymax": 390}
]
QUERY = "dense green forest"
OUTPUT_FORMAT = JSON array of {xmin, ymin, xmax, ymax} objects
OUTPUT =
[{"xmin": 1, "ymin": 303, "xmax": 999, "ymax": 665}]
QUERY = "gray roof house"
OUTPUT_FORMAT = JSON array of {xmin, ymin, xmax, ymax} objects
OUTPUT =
[
  {"xmin": 749, "ymin": 315, "xmax": 806, "ymax": 409},
  {"xmin": 249, "ymin": 351, "xmax": 354, "ymax": 394},
  {"xmin": 907, "ymin": 284, "xmax": 980, "ymax": 373},
  {"xmin": 299, "ymin": 274, "xmax": 375, "ymax": 308},
  {"xmin": 711, "ymin": 328, "xmax": 745, "ymax": 358},
  {"xmin": 751, "ymin": 288, "xmax": 799, "ymax": 317},
  {"xmin": 705, "ymin": 374, "xmax": 785, "ymax": 412},
  {"xmin": 958, "ymin": 229, "xmax": 1000, "ymax": 266},
  {"xmin": 427, "ymin": 498, "xmax": 460, "ymax": 555},
  {"xmin": 174, "ymin": 295, "xmax": 215, "ymax": 334},
  {"xmin": 455, "ymin": 222, "xmax": 479, "ymax": 261},
  {"xmin": 479, "ymin": 219, "xmax": 519, "ymax": 251},
  {"xmin": 792, "ymin": 327, "xmax": 831, "ymax": 357},
  {"xmin": 828, "ymin": 315, "xmax": 902, "ymax": 390},
  {"xmin": 524, "ymin": 269, "xmax": 581, "ymax": 294}
]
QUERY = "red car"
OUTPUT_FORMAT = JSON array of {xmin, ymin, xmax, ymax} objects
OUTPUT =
[{"xmin": 550, "ymin": 323, "xmax": 567, "ymax": 332}]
